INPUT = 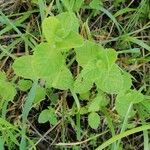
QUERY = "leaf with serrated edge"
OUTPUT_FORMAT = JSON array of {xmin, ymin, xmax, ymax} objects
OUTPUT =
[{"xmin": 115, "ymin": 90, "xmax": 144, "ymax": 117}]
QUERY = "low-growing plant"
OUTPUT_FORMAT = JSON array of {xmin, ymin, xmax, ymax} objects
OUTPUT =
[{"xmin": 0, "ymin": 5, "xmax": 150, "ymax": 150}]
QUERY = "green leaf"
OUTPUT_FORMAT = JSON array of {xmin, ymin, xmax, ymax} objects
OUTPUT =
[
  {"xmin": 141, "ymin": 99, "xmax": 150, "ymax": 114},
  {"xmin": 42, "ymin": 12, "xmax": 83, "ymax": 50},
  {"xmin": 56, "ymin": 31, "xmax": 84, "ymax": 51},
  {"xmin": 95, "ymin": 65, "xmax": 124, "ymax": 94},
  {"xmin": 13, "ymin": 43, "xmax": 64, "ymax": 79},
  {"xmin": 46, "ymin": 66, "xmax": 73, "ymax": 90},
  {"xmin": 34, "ymin": 86, "xmax": 46, "ymax": 104},
  {"xmin": 100, "ymin": 48, "xmax": 118, "ymax": 69},
  {"xmin": 73, "ymin": 0, "xmax": 84, "ymax": 12},
  {"xmin": 56, "ymin": 12, "xmax": 79, "ymax": 34},
  {"xmin": 74, "ymin": 74, "xmax": 93, "ymax": 94},
  {"xmin": 115, "ymin": 90, "xmax": 144, "ymax": 117},
  {"xmin": 80, "ymin": 106, "xmax": 88, "ymax": 115},
  {"xmin": 42, "ymin": 16, "xmax": 61, "ymax": 44},
  {"xmin": 38, "ymin": 108, "xmax": 57, "ymax": 125},
  {"xmin": 13, "ymin": 56, "xmax": 36, "ymax": 79},
  {"xmin": 38, "ymin": 109, "xmax": 50, "ymax": 123},
  {"xmin": 0, "ymin": 81, "xmax": 16, "ymax": 100},
  {"xmin": 89, "ymin": 0, "xmax": 103, "ymax": 10},
  {"xmin": 61, "ymin": 0, "xmax": 84, "ymax": 12},
  {"xmin": 18, "ymin": 79, "xmax": 32, "ymax": 91},
  {"xmin": 33, "ymin": 43, "xmax": 65, "ymax": 77},
  {"xmin": 0, "ymin": 72, "xmax": 16, "ymax": 101},
  {"xmin": 88, "ymin": 112, "xmax": 100, "ymax": 129},
  {"xmin": 60, "ymin": 0, "xmax": 74, "ymax": 11},
  {"xmin": 121, "ymin": 71, "xmax": 132, "ymax": 92},
  {"xmin": 88, "ymin": 93, "xmax": 108, "ymax": 112},
  {"xmin": 75, "ymin": 40, "xmax": 104, "ymax": 67}
]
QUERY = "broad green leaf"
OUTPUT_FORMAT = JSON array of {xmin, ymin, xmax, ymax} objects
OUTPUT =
[
  {"xmin": 121, "ymin": 71, "xmax": 132, "ymax": 91},
  {"xmin": 42, "ymin": 13, "xmax": 83, "ymax": 50},
  {"xmin": 56, "ymin": 31, "xmax": 84, "ymax": 50},
  {"xmin": 33, "ymin": 43, "xmax": 65, "ymax": 77},
  {"xmin": 80, "ymin": 60, "xmax": 105, "ymax": 82},
  {"xmin": 88, "ymin": 93, "xmax": 108, "ymax": 112},
  {"xmin": 13, "ymin": 43, "xmax": 64, "ymax": 79},
  {"xmin": 115, "ymin": 90, "xmax": 144, "ymax": 117},
  {"xmin": 99, "ymin": 48, "xmax": 118, "ymax": 69},
  {"xmin": 46, "ymin": 66, "xmax": 73, "ymax": 90},
  {"xmin": 56, "ymin": 12, "xmax": 79, "ymax": 34},
  {"xmin": 96, "ymin": 65, "xmax": 123, "ymax": 94},
  {"xmin": 13, "ymin": 55, "xmax": 37, "ymax": 79},
  {"xmin": 42, "ymin": 16, "xmax": 61, "ymax": 44},
  {"xmin": 74, "ymin": 74, "xmax": 93, "ymax": 94},
  {"xmin": 75, "ymin": 41, "xmax": 117, "ymax": 68},
  {"xmin": 18, "ymin": 79, "xmax": 32, "ymax": 91},
  {"xmin": 88, "ymin": 112, "xmax": 100, "ymax": 129},
  {"xmin": 34, "ymin": 86, "xmax": 46, "ymax": 104},
  {"xmin": 80, "ymin": 91, "xmax": 90, "ymax": 100},
  {"xmin": 0, "ymin": 81, "xmax": 16, "ymax": 100},
  {"xmin": 75, "ymin": 40, "xmax": 104, "ymax": 67}
]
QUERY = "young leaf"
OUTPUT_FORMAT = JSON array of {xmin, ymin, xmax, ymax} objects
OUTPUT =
[
  {"xmin": 88, "ymin": 112, "xmax": 100, "ymax": 129},
  {"xmin": 42, "ymin": 12, "xmax": 83, "ymax": 50},
  {"xmin": 56, "ymin": 12, "xmax": 79, "ymax": 34},
  {"xmin": 18, "ymin": 79, "xmax": 32, "ymax": 91},
  {"xmin": 38, "ymin": 109, "xmax": 50, "ymax": 123},
  {"xmin": 38, "ymin": 108, "xmax": 57, "ymax": 125},
  {"xmin": 115, "ymin": 90, "xmax": 144, "ymax": 117},
  {"xmin": 42, "ymin": 16, "xmax": 61, "ymax": 44},
  {"xmin": 34, "ymin": 86, "xmax": 46, "ymax": 104}
]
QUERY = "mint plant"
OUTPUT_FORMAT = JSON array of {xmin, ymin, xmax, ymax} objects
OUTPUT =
[
  {"xmin": 0, "ymin": 72, "xmax": 16, "ymax": 109},
  {"xmin": 12, "ymin": 11, "xmax": 146, "ymax": 130}
]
